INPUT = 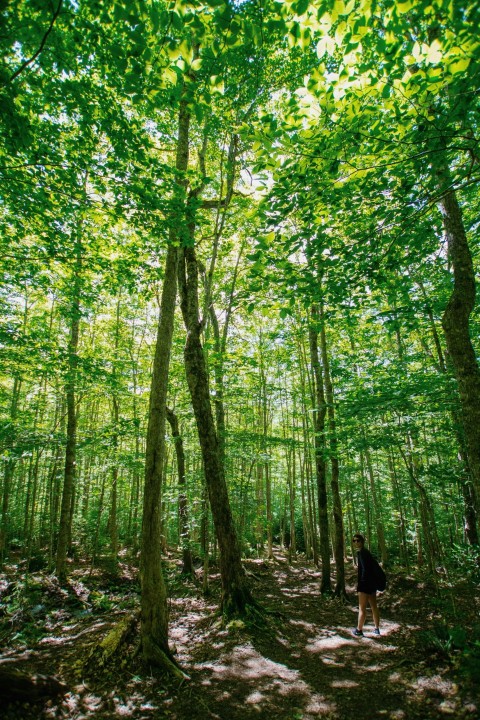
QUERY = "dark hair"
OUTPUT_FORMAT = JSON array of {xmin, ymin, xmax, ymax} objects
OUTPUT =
[{"xmin": 353, "ymin": 534, "xmax": 365, "ymax": 543}]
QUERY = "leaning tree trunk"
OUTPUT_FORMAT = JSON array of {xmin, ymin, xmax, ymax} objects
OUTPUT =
[
  {"xmin": 139, "ymin": 98, "xmax": 189, "ymax": 677},
  {"xmin": 438, "ymin": 176, "xmax": 480, "ymax": 518},
  {"xmin": 207, "ymin": 241, "xmax": 244, "ymax": 510},
  {"xmin": 418, "ymin": 277, "xmax": 478, "ymax": 544},
  {"xmin": 178, "ymin": 243, "xmax": 255, "ymax": 617},
  {"xmin": 308, "ymin": 305, "xmax": 331, "ymax": 594}
]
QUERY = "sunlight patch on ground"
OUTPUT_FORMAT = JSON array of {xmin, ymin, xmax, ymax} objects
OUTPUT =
[
  {"xmin": 116, "ymin": 692, "xmax": 159, "ymax": 716},
  {"xmin": 321, "ymin": 656, "xmax": 346, "ymax": 666},
  {"xmin": 195, "ymin": 643, "xmax": 300, "ymax": 681},
  {"xmin": 413, "ymin": 675, "xmax": 456, "ymax": 691},
  {"xmin": 305, "ymin": 693, "xmax": 336, "ymax": 714},
  {"xmin": 368, "ymin": 620, "xmax": 401, "ymax": 636},
  {"xmin": 194, "ymin": 642, "xmax": 336, "ymax": 715},
  {"xmin": 274, "ymin": 633, "xmax": 292, "ymax": 648},
  {"xmin": 289, "ymin": 618, "xmax": 320, "ymax": 633},
  {"xmin": 282, "ymin": 586, "xmax": 322, "ymax": 599},
  {"xmin": 414, "ymin": 680, "xmax": 478, "ymax": 716},
  {"xmin": 38, "ymin": 619, "xmax": 108, "ymax": 646},
  {"xmin": 170, "ymin": 620, "xmax": 200, "ymax": 646},
  {"xmin": 305, "ymin": 624, "xmax": 400, "ymax": 661},
  {"xmin": 114, "ymin": 698, "xmax": 142, "ymax": 715},
  {"xmin": 389, "ymin": 710, "xmax": 406, "ymax": 719},
  {"xmin": 330, "ymin": 679, "xmax": 359, "ymax": 688},
  {"xmin": 245, "ymin": 690, "xmax": 264, "ymax": 704},
  {"xmin": 305, "ymin": 630, "xmax": 353, "ymax": 654},
  {"xmin": 364, "ymin": 663, "xmax": 391, "ymax": 672},
  {"xmin": 79, "ymin": 693, "xmax": 103, "ymax": 711},
  {"xmin": 388, "ymin": 671, "xmax": 404, "ymax": 683}
]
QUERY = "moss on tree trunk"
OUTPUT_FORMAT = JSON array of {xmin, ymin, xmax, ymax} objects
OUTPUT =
[{"xmin": 439, "ymin": 185, "xmax": 480, "ymax": 518}]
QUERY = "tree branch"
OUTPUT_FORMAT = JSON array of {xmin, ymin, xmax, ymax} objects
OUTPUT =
[{"xmin": 8, "ymin": 0, "xmax": 63, "ymax": 84}]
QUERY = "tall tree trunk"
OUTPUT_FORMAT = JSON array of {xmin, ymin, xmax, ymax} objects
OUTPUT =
[
  {"xmin": 109, "ymin": 396, "xmax": 119, "ymax": 568},
  {"xmin": 364, "ymin": 444, "xmax": 388, "ymax": 565},
  {"xmin": 255, "ymin": 461, "xmax": 265, "ymax": 555},
  {"xmin": 438, "ymin": 177, "xmax": 480, "ymax": 517},
  {"xmin": 359, "ymin": 451, "xmax": 372, "ymax": 544},
  {"xmin": 206, "ymin": 242, "xmax": 245, "ymax": 549},
  {"xmin": 55, "ymin": 210, "xmax": 83, "ymax": 582},
  {"xmin": 388, "ymin": 450, "xmax": 409, "ymax": 570},
  {"xmin": 166, "ymin": 406, "xmax": 194, "ymax": 577},
  {"xmin": 308, "ymin": 306, "xmax": 331, "ymax": 594},
  {"xmin": 128, "ymin": 351, "xmax": 142, "ymax": 552},
  {"xmin": 108, "ymin": 297, "xmax": 122, "ymax": 569},
  {"xmin": 0, "ymin": 376, "xmax": 22, "ymax": 560},
  {"xmin": 25, "ymin": 450, "xmax": 41, "ymax": 562},
  {"xmin": 401, "ymin": 436, "xmax": 442, "ymax": 574},
  {"xmin": 258, "ymin": 333, "xmax": 273, "ymax": 559},
  {"xmin": 286, "ymin": 446, "xmax": 296, "ymax": 562},
  {"xmin": 298, "ymin": 334, "xmax": 319, "ymax": 565},
  {"xmin": 178, "ymin": 242, "xmax": 255, "ymax": 616},
  {"xmin": 140, "ymin": 99, "xmax": 189, "ymax": 676},
  {"xmin": 299, "ymin": 446, "xmax": 311, "ymax": 560},
  {"xmin": 417, "ymin": 276, "xmax": 478, "ymax": 543},
  {"xmin": 49, "ymin": 395, "xmax": 64, "ymax": 566},
  {"xmin": 200, "ymin": 482, "xmax": 210, "ymax": 595},
  {"xmin": 89, "ymin": 470, "xmax": 106, "ymax": 575},
  {"xmin": 177, "ymin": 127, "xmax": 256, "ymax": 616},
  {"xmin": 319, "ymin": 308, "xmax": 346, "ymax": 597}
]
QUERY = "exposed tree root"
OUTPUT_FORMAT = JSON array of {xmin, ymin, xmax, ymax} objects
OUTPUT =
[
  {"xmin": 141, "ymin": 636, "xmax": 190, "ymax": 681},
  {"xmin": 83, "ymin": 613, "xmax": 190, "ymax": 681},
  {"xmin": 334, "ymin": 589, "xmax": 350, "ymax": 604}
]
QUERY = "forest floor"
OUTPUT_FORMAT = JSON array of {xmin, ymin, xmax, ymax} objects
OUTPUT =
[{"xmin": 1, "ymin": 550, "xmax": 479, "ymax": 720}]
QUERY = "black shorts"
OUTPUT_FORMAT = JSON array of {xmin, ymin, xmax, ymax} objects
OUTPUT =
[{"xmin": 357, "ymin": 583, "xmax": 377, "ymax": 595}]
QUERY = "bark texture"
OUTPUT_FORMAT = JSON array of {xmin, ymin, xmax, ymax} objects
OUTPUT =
[
  {"xmin": 55, "ymin": 241, "xmax": 81, "ymax": 582},
  {"xmin": 439, "ymin": 184, "xmax": 480, "ymax": 517},
  {"xmin": 419, "ymin": 279, "xmax": 478, "ymax": 544},
  {"xmin": 140, "ymin": 99, "xmax": 190, "ymax": 670},
  {"xmin": 308, "ymin": 306, "xmax": 331, "ymax": 594},
  {"xmin": 179, "ymin": 243, "xmax": 255, "ymax": 616},
  {"xmin": 0, "ymin": 377, "xmax": 21, "ymax": 558},
  {"xmin": 166, "ymin": 406, "xmax": 195, "ymax": 577},
  {"xmin": 319, "ymin": 314, "xmax": 346, "ymax": 597}
]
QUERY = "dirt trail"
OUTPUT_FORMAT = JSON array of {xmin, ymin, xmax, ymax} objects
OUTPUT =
[
  {"xmin": 168, "ymin": 555, "xmax": 476, "ymax": 720},
  {"xmin": 1, "ymin": 553, "xmax": 478, "ymax": 720}
]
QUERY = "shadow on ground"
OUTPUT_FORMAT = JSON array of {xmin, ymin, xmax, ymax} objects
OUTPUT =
[{"xmin": 1, "ymin": 553, "xmax": 478, "ymax": 720}]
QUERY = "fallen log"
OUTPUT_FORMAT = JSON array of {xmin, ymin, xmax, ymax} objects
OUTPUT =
[
  {"xmin": 84, "ymin": 613, "xmax": 138, "ymax": 672},
  {"xmin": 0, "ymin": 665, "xmax": 67, "ymax": 701}
]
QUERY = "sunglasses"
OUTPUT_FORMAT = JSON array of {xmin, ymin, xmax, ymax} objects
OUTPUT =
[{"xmin": 352, "ymin": 539, "xmax": 362, "ymax": 543}]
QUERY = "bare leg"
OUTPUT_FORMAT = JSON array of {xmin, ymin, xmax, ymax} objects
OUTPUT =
[
  {"xmin": 357, "ymin": 592, "xmax": 368, "ymax": 631},
  {"xmin": 368, "ymin": 593, "xmax": 380, "ymax": 628}
]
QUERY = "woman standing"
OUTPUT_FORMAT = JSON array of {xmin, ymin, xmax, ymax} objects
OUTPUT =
[{"xmin": 352, "ymin": 534, "xmax": 381, "ymax": 637}]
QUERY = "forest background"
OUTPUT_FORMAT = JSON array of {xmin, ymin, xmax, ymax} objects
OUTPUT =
[{"xmin": 1, "ymin": 0, "xmax": 480, "ymax": 688}]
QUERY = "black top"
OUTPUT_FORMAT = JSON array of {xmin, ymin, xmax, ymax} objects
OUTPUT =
[{"xmin": 357, "ymin": 547, "xmax": 377, "ymax": 595}]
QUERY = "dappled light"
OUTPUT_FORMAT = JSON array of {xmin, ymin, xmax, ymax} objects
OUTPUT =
[
  {"xmin": 191, "ymin": 641, "xmax": 337, "ymax": 716},
  {"xmin": 1, "ymin": 0, "xmax": 480, "ymax": 719},
  {"xmin": 330, "ymin": 679, "xmax": 359, "ymax": 689},
  {"xmin": 305, "ymin": 630, "xmax": 354, "ymax": 654},
  {"xmin": 1, "ymin": 551, "xmax": 479, "ymax": 719}
]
